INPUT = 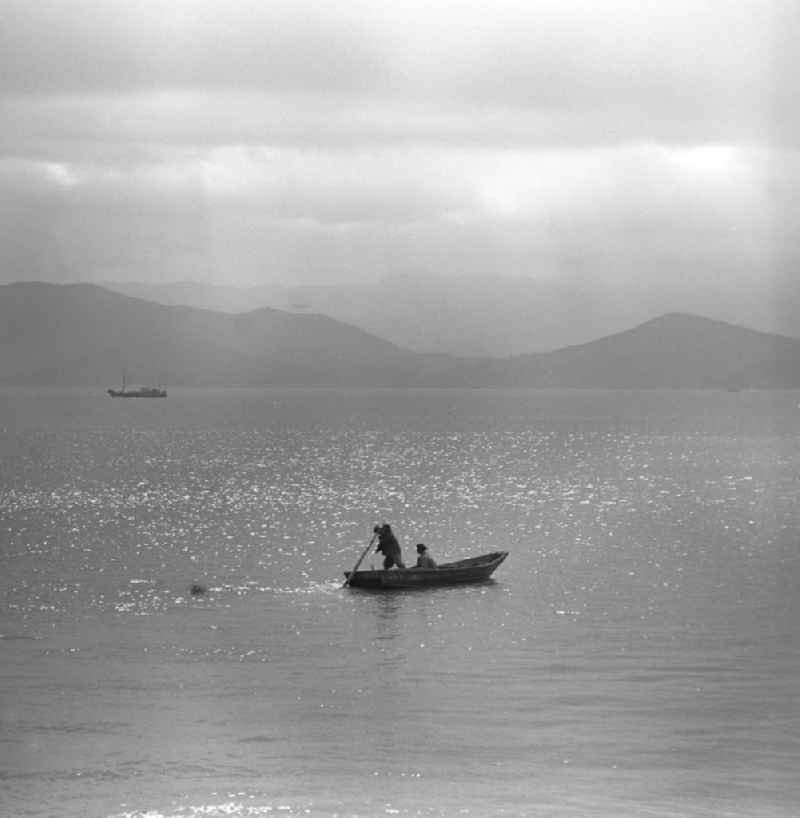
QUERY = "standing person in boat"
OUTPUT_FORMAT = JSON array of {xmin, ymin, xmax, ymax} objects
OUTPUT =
[
  {"xmin": 415, "ymin": 543, "xmax": 437, "ymax": 569},
  {"xmin": 374, "ymin": 523, "xmax": 406, "ymax": 569}
]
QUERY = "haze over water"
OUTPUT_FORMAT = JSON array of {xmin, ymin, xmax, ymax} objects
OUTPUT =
[{"xmin": 1, "ymin": 387, "xmax": 798, "ymax": 817}]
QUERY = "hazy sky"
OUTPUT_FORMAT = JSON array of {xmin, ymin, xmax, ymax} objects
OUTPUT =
[{"xmin": 0, "ymin": 0, "xmax": 797, "ymax": 324}]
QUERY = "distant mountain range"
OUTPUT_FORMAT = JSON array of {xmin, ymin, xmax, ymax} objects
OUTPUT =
[
  {"xmin": 106, "ymin": 276, "xmax": 781, "ymax": 358},
  {"xmin": 106, "ymin": 277, "xmax": 614, "ymax": 356},
  {"xmin": 1, "ymin": 281, "xmax": 799, "ymax": 388},
  {"xmin": 0, "ymin": 282, "xmax": 426, "ymax": 387}
]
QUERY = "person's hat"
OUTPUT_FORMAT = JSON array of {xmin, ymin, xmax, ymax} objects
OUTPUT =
[{"xmin": 416, "ymin": 543, "xmax": 427, "ymax": 552}]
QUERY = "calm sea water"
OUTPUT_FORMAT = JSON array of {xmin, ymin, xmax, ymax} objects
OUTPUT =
[{"xmin": 1, "ymin": 387, "xmax": 798, "ymax": 818}]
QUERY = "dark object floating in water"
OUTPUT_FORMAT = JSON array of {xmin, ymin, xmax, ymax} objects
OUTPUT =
[
  {"xmin": 344, "ymin": 551, "xmax": 509, "ymax": 589},
  {"xmin": 108, "ymin": 386, "xmax": 167, "ymax": 398},
  {"xmin": 190, "ymin": 582, "xmax": 208, "ymax": 596},
  {"xmin": 108, "ymin": 373, "xmax": 167, "ymax": 398}
]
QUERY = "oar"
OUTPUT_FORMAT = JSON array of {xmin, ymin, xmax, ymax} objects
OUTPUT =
[{"xmin": 344, "ymin": 532, "xmax": 378, "ymax": 587}]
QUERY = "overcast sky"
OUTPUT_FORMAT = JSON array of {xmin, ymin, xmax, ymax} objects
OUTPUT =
[{"xmin": 0, "ymin": 0, "xmax": 797, "ymax": 328}]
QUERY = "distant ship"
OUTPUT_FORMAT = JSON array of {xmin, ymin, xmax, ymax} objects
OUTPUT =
[{"xmin": 108, "ymin": 374, "xmax": 167, "ymax": 398}]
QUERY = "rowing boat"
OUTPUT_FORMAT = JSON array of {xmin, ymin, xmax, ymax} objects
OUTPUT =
[{"xmin": 344, "ymin": 551, "xmax": 508, "ymax": 589}]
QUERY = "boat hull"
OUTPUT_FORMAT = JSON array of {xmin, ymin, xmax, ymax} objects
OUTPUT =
[
  {"xmin": 345, "ymin": 551, "xmax": 508, "ymax": 589},
  {"xmin": 108, "ymin": 389, "xmax": 167, "ymax": 398}
]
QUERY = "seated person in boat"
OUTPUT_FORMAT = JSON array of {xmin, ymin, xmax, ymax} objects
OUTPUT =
[
  {"xmin": 415, "ymin": 543, "xmax": 437, "ymax": 569},
  {"xmin": 374, "ymin": 523, "xmax": 406, "ymax": 569}
]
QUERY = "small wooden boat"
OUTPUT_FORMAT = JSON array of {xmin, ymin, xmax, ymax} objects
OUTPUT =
[{"xmin": 344, "ymin": 551, "xmax": 508, "ymax": 589}]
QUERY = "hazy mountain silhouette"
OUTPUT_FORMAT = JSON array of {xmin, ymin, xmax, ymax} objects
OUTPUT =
[
  {"xmin": 451, "ymin": 313, "xmax": 800, "ymax": 389},
  {"xmin": 100, "ymin": 276, "xmax": 668, "ymax": 356},
  {"xmin": 100, "ymin": 274, "xmax": 800, "ymax": 358},
  {"xmin": 102, "ymin": 280, "xmax": 288, "ymax": 315},
  {"xmin": 2, "ymin": 283, "xmax": 799, "ymax": 388},
  {"xmin": 0, "ymin": 282, "xmax": 428, "ymax": 386}
]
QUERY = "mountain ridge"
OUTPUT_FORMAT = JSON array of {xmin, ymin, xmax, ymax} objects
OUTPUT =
[
  {"xmin": 1, "ymin": 282, "xmax": 798, "ymax": 388},
  {"xmin": 99, "ymin": 277, "xmax": 800, "ymax": 357},
  {"xmin": 0, "ymin": 282, "xmax": 425, "ymax": 387}
]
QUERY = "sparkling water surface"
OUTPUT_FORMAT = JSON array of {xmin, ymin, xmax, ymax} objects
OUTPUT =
[{"xmin": 1, "ymin": 387, "xmax": 798, "ymax": 817}]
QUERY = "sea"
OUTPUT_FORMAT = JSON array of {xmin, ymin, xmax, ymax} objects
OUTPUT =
[{"xmin": 1, "ymin": 387, "xmax": 798, "ymax": 818}]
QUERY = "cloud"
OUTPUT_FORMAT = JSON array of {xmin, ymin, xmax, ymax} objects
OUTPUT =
[
  {"xmin": 1, "ymin": 0, "xmax": 794, "ymax": 143},
  {"xmin": 0, "ymin": 0, "xmax": 797, "ymax": 335},
  {"xmin": 0, "ymin": 157, "xmax": 77, "ymax": 194},
  {"xmin": 1, "ymin": 0, "xmax": 795, "ymax": 153},
  {"xmin": 0, "ymin": 0, "xmax": 386, "ymax": 95},
  {"xmin": 1, "ymin": 140, "xmax": 790, "ymax": 283}
]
